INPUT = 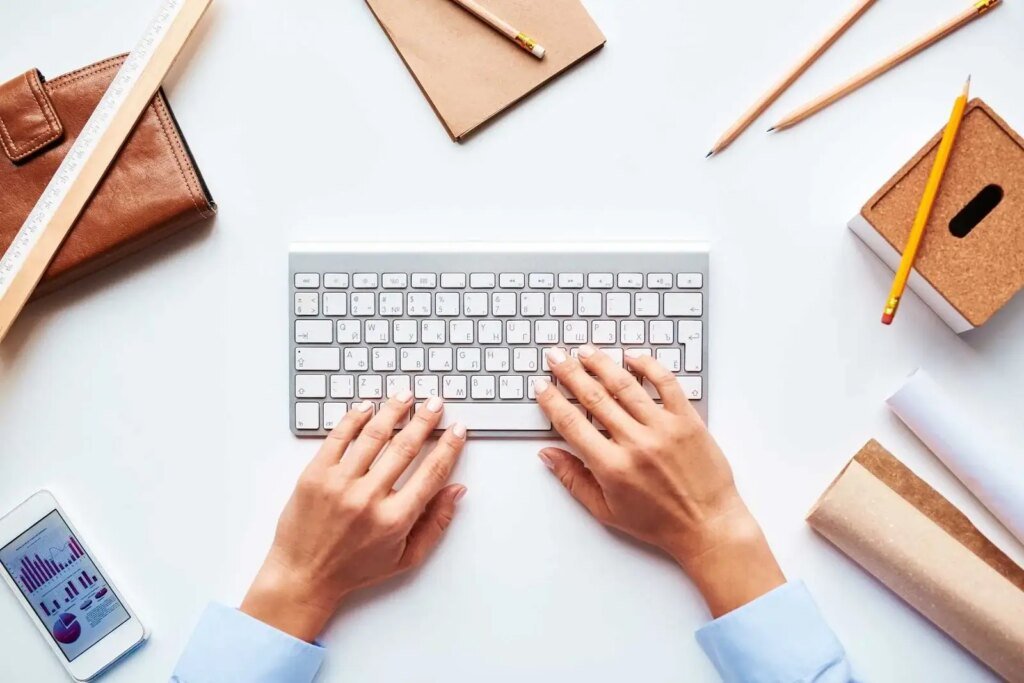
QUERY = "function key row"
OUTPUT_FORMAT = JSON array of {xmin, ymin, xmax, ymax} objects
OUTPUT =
[{"xmin": 295, "ymin": 272, "xmax": 704, "ymax": 290}]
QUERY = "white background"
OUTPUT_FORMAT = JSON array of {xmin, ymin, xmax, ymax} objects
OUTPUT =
[{"xmin": 2, "ymin": 0, "xmax": 1023, "ymax": 681}]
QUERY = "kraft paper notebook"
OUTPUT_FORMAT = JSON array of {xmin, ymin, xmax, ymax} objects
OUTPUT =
[{"xmin": 365, "ymin": 0, "xmax": 606, "ymax": 141}]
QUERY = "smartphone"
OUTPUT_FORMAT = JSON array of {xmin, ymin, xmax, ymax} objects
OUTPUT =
[{"xmin": 0, "ymin": 491, "xmax": 147, "ymax": 681}]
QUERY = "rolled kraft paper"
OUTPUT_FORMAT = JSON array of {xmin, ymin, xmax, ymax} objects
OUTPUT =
[
  {"xmin": 887, "ymin": 368, "xmax": 1024, "ymax": 545},
  {"xmin": 808, "ymin": 440, "xmax": 1024, "ymax": 681}
]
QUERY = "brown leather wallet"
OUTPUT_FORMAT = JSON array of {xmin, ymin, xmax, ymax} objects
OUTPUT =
[{"xmin": 0, "ymin": 55, "xmax": 216, "ymax": 297}]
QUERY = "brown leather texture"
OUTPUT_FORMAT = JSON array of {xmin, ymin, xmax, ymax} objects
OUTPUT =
[{"xmin": 0, "ymin": 55, "xmax": 216, "ymax": 297}]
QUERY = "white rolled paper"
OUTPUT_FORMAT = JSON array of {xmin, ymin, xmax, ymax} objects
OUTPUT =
[{"xmin": 887, "ymin": 369, "xmax": 1024, "ymax": 546}]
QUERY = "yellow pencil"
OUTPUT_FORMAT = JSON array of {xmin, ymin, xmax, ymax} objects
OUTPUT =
[{"xmin": 882, "ymin": 76, "xmax": 971, "ymax": 325}]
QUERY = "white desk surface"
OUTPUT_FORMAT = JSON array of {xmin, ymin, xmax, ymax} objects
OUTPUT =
[{"xmin": 2, "ymin": 1, "xmax": 1024, "ymax": 681}]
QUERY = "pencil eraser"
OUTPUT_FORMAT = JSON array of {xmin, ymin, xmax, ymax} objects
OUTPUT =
[
  {"xmin": 532, "ymin": 44, "xmax": 546, "ymax": 59},
  {"xmin": 881, "ymin": 313, "xmax": 894, "ymax": 325}
]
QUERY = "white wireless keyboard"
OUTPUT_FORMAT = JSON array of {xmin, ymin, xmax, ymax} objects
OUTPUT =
[{"xmin": 289, "ymin": 243, "xmax": 708, "ymax": 437}]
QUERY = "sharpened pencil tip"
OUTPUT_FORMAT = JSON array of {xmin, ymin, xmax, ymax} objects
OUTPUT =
[
  {"xmin": 766, "ymin": 126, "xmax": 776, "ymax": 133},
  {"xmin": 964, "ymin": 74, "xmax": 971, "ymax": 95},
  {"xmin": 705, "ymin": 150, "xmax": 714, "ymax": 158}
]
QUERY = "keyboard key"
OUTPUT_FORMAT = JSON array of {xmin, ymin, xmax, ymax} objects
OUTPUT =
[
  {"xmin": 449, "ymin": 320, "xmax": 474, "ymax": 344},
  {"xmin": 323, "ymin": 293, "xmax": 347, "ymax": 316},
  {"xmin": 331, "ymin": 375, "xmax": 355, "ymax": 398},
  {"xmin": 410, "ymin": 273, "xmax": 436, "ymax": 289},
  {"xmin": 464, "ymin": 293, "xmax": 488, "ymax": 316},
  {"xmin": 325, "ymin": 273, "xmax": 349, "ymax": 288},
  {"xmin": 549, "ymin": 293, "xmax": 573, "ymax": 316},
  {"xmin": 400, "ymin": 348, "xmax": 425, "ymax": 371},
  {"xmin": 344, "ymin": 348, "xmax": 369, "ymax": 371},
  {"xmin": 606, "ymin": 292, "xmax": 630, "ymax": 316},
  {"xmin": 414, "ymin": 375, "xmax": 440, "ymax": 399},
  {"xmin": 470, "ymin": 273, "xmax": 496, "ymax": 288},
  {"xmin": 635, "ymin": 293, "xmax": 660, "ymax": 317},
  {"xmin": 428, "ymin": 348, "xmax": 454, "ymax": 371},
  {"xmin": 591, "ymin": 320, "xmax": 616, "ymax": 344},
  {"xmin": 664, "ymin": 293, "xmax": 703, "ymax": 317},
  {"xmin": 655, "ymin": 349, "xmax": 681, "ymax": 373},
  {"xmin": 499, "ymin": 375, "xmax": 525, "ymax": 399},
  {"xmin": 678, "ymin": 321, "xmax": 703, "ymax": 372},
  {"xmin": 359, "ymin": 375, "xmax": 384, "ymax": 399},
  {"xmin": 618, "ymin": 273, "xmax": 643, "ymax": 288},
  {"xmin": 323, "ymin": 403, "xmax": 347, "ymax": 429},
  {"xmin": 295, "ymin": 273, "xmax": 320, "ymax": 288},
  {"xmin": 506, "ymin": 320, "xmax": 531, "ymax": 344},
  {"xmin": 677, "ymin": 273, "xmax": 703, "ymax": 289},
  {"xmin": 491, "ymin": 292, "xmax": 516, "ymax": 316},
  {"xmin": 527, "ymin": 375, "xmax": 551, "ymax": 399},
  {"xmin": 529, "ymin": 273, "xmax": 554, "ymax": 289},
  {"xmin": 513, "ymin": 348, "xmax": 539, "ymax": 372},
  {"xmin": 295, "ymin": 320, "xmax": 332, "ymax": 344},
  {"xmin": 427, "ymin": 403, "xmax": 551, "ymax": 431},
  {"xmin": 372, "ymin": 348, "xmax": 397, "ymax": 371},
  {"xmin": 435, "ymin": 292, "xmax": 460, "ymax": 316},
  {"xmin": 350, "ymin": 293, "xmax": 375, "ymax": 316},
  {"xmin": 354, "ymin": 274, "xmax": 378, "ymax": 288},
  {"xmin": 295, "ymin": 374, "xmax": 327, "ymax": 398},
  {"xmin": 336, "ymin": 320, "xmax": 361, "ymax": 343},
  {"xmin": 520, "ymin": 292, "xmax": 545, "ymax": 316},
  {"xmin": 679, "ymin": 376, "xmax": 702, "ymax": 400},
  {"xmin": 485, "ymin": 348, "xmax": 510, "ymax": 371},
  {"xmin": 393, "ymin": 320, "xmax": 417, "ymax": 344},
  {"xmin": 442, "ymin": 375, "xmax": 468, "ymax": 399},
  {"xmin": 478, "ymin": 320, "xmax": 502, "ymax": 344},
  {"xmin": 559, "ymin": 273, "xmax": 584, "ymax": 288},
  {"xmin": 647, "ymin": 273, "xmax": 673, "ymax": 289},
  {"xmin": 421, "ymin": 320, "xmax": 445, "ymax": 344},
  {"xmin": 499, "ymin": 273, "xmax": 525, "ymax": 288},
  {"xmin": 407, "ymin": 292, "xmax": 431, "ymax": 316},
  {"xmin": 578, "ymin": 292, "xmax": 602, "ymax": 317},
  {"xmin": 563, "ymin": 320, "xmax": 588, "ymax": 344},
  {"xmin": 386, "ymin": 375, "xmax": 412, "ymax": 397},
  {"xmin": 383, "ymin": 273, "xmax": 408, "ymax": 289},
  {"xmin": 535, "ymin": 320, "xmax": 559, "ymax": 344},
  {"xmin": 440, "ymin": 273, "xmax": 466, "ymax": 288},
  {"xmin": 456, "ymin": 348, "xmax": 482, "ymax": 371},
  {"xmin": 294, "ymin": 293, "xmax": 319, "ymax": 316},
  {"xmin": 470, "ymin": 375, "xmax": 496, "ymax": 399},
  {"xmin": 649, "ymin": 320, "xmax": 674, "ymax": 345},
  {"xmin": 296, "ymin": 347, "xmax": 339, "ymax": 371},
  {"xmin": 365, "ymin": 320, "xmax": 389, "ymax": 343},
  {"xmin": 295, "ymin": 403, "xmax": 320, "ymax": 430},
  {"xmin": 588, "ymin": 273, "xmax": 614, "ymax": 289},
  {"xmin": 379, "ymin": 293, "xmax": 404, "ymax": 316},
  {"xmin": 620, "ymin": 321, "xmax": 645, "ymax": 344}
]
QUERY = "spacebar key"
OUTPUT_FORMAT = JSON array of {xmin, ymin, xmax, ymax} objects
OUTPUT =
[{"xmin": 418, "ymin": 403, "xmax": 551, "ymax": 431}]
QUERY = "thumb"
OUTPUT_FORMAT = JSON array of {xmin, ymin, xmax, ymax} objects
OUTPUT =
[
  {"xmin": 400, "ymin": 484, "xmax": 466, "ymax": 570},
  {"xmin": 539, "ymin": 448, "xmax": 612, "ymax": 523}
]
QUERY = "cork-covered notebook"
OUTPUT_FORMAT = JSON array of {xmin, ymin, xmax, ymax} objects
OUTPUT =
[
  {"xmin": 849, "ymin": 99, "xmax": 1024, "ymax": 332},
  {"xmin": 365, "ymin": 0, "xmax": 605, "ymax": 141}
]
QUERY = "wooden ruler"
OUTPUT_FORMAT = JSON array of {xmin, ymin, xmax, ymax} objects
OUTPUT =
[{"xmin": 0, "ymin": 0, "xmax": 212, "ymax": 343}]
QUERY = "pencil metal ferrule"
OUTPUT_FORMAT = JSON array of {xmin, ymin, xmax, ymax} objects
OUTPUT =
[
  {"xmin": 515, "ymin": 32, "xmax": 537, "ymax": 51},
  {"xmin": 974, "ymin": 0, "xmax": 999, "ymax": 13}
]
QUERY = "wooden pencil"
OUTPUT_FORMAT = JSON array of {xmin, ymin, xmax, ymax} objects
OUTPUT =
[
  {"xmin": 707, "ymin": 0, "xmax": 878, "ymax": 158},
  {"xmin": 770, "ymin": 0, "xmax": 999, "ymax": 132},
  {"xmin": 881, "ymin": 77, "xmax": 971, "ymax": 325},
  {"xmin": 446, "ymin": 0, "xmax": 546, "ymax": 59}
]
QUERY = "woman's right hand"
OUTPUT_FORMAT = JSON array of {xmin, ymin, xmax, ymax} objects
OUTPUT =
[{"xmin": 534, "ymin": 345, "xmax": 786, "ymax": 617}]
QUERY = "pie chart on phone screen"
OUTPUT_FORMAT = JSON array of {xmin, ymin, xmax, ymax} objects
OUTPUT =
[{"xmin": 52, "ymin": 613, "xmax": 82, "ymax": 644}]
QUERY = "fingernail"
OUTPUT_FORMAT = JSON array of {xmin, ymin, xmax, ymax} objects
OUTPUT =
[
  {"xmin": 426, "ymin": 396, "xmax": 444, "ymax": 412},
  {"xmin": 395, "ymin": 389, "xmax": 413, "ymax": 403},
  {"xmin": 625, "ymin": 349, "xmax": 646, "ymax": 359},
  {"xmin": 578, "ymin": 344, "xmax": 597, "ymax": 359},
  {"xmin": 453, "ymin": 486, "xmax": 468, "ymax": 503},
  {"xmin": 546, "ymin": 347, "xmax": 567, "ymax": 365},
  {"xmin": 452, "ymin": 422, "xmax": 467, "ymax": 438},
  {"xmin": 354, "ymin": 401, "xmax": 374, "ymax": 412},
  {"xmin": 538, "ymin": 450, "xmax": 556, "ymax": 470},
  {"xmin": 533, "ymin": 378, "xmax": 550, "ymax": 394}
]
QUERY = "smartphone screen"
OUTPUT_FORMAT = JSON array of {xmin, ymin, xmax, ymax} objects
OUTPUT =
[{"xmin": 0, "ymin": 510, "xmax": 131, "ymax": 662}]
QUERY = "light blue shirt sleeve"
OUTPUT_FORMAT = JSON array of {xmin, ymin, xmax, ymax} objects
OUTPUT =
[
  {"xmin": 170, "ymin": 603, "xmax": 325, "ymax": 683},
  {"xmin": 696, "ymin": 581, "xmax": 853, "ymax": 683}
]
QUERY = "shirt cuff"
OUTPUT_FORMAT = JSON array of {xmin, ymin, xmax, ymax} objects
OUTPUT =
[
  {"xmin": 695, "ymin": 581, "xmax": 851, "ymax": 683},
  {"xmin": 171, "ymin": 603, "xmax": 325, "ymax": 683}
]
